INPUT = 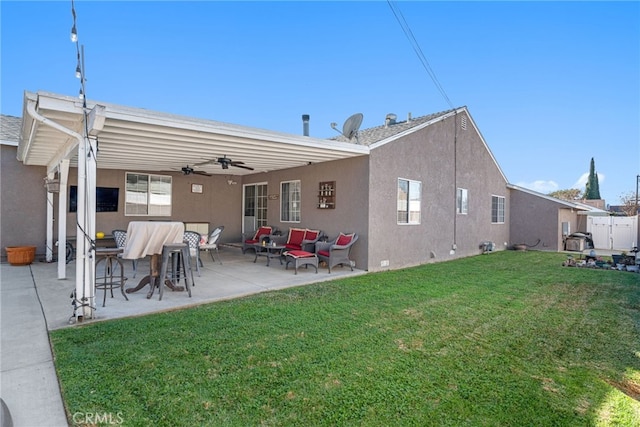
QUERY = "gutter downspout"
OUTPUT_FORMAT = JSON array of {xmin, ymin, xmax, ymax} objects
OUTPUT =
[{"xmin": 26, "ymin": 99, "xmax": 96, "ymax": 320}]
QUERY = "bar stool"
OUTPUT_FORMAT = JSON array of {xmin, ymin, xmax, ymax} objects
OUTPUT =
[
  {"xmin": 158, "ymin": 243, "xmax": 193, "ymax": 300},
  {"xmin": 95, "ymin": 248, "xmax": 128, "ymax": 307}
]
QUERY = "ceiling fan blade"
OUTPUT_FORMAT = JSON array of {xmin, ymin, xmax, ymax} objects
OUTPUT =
[
  {"xmin": 193, "ymin": 159, "xmax": 218, "ymax": 166},
  {"xmin": 232, "ymin": 163, "xmax": 254, "ymax": 171}
]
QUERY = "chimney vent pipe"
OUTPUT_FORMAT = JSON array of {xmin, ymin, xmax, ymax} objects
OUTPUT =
[{"xmin": 302, "ymin": 114, "xmax": 310, "ymax": 136}]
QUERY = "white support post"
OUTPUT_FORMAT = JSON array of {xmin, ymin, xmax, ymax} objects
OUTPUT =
[
  {"xmin": 58, "ymin": 160, "xmax": 70, "ymax": 279},
  {"xmin": 74, "ymin": 135, "xmax": 96, "ymax": 320}
]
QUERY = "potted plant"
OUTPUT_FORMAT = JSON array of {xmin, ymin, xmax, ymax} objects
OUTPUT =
[{"xmin": 5, "ymin": 246, "xmax": 36, "ymax": 266}]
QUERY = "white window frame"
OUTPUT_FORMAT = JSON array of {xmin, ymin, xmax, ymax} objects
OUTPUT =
[
  {"xmin": 125, "ymin": 172, "xmax": 172, "ymax": 216},
  {"xmin": 280, "ymin": 180, "xmax": 301, "ymax": 223},
  {"xmin": 397, "ymin": 178, "xmax": 421, "ymax": 225},
  {"xmin": 457, "ymin": 188, "xmax": 468, "ymax": 215},
  {"xmin": 491, "ymin": 195, "xmax": 505, "ymax": 224}
]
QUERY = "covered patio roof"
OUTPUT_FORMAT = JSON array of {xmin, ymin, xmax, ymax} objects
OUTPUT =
[{"xmin": 19, "ymin": 91, "xmax": 369, "ymax": 175}]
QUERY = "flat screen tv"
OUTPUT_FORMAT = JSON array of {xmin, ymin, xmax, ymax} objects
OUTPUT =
[{"xmin": 69, "ymin": 186, "xmax": 119, "ymax": 212}]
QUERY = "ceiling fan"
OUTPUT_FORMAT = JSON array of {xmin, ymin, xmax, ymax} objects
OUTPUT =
[
  {"xmin": 179, "ymin": 165, "xmax": 212, "ymax": 176},
  {"xmin": 196, "ymin": 155, "xmax": 254, "ymax": 171}
]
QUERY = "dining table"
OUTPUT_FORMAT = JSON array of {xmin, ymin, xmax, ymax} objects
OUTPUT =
[{"xmin": 122, "ymin": 221, "xmax": 185, "ymax": 299}]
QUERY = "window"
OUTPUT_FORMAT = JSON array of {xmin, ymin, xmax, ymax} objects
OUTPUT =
[
  {"xmin": 456, "ymin": 188, "xmax": 468, "ymax": 214},
  {"xmin": 397, "ymin": 178, "xmax": 421, "ymax": 224},
  {"xmin": 125, "ymin": 172, "xmax": 172, "ymax": 216},
  {"xmin": 491, "ymin": 195, "xmax": 505, "ymax": 223},
  {"xmin": 280, "ymin": 180, "xmax": 301, "ymax": 222}
]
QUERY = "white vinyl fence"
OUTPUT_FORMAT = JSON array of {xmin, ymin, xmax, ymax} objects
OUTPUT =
[{"xmin": 587, "ymin": 216, "xmax": 638, "ymax": 250}]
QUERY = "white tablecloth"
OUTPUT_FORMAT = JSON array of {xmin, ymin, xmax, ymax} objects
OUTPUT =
[{"xmin": 122, "ymin": 221, "xmax": 184, "ymax": 259}]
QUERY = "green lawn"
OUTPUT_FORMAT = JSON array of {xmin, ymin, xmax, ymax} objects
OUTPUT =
[{"xmin": 51, "ymin": 251, "xmax": 640, "ymax": 426}]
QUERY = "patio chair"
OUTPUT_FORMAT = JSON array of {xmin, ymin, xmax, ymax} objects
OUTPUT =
[
  {"xmin": 271, "ymin": 228, "xmax": 324, "ymax": 252},
  {"xmin": 241, "ymin": 226, "xmax": 277, "ymax": 254},
  {"xmin": 112, "ymin": 229, "xmax": 136, "ymax": 278},
  {"xmin": 315, "ymin": 232, "xmax": 359, "ymax": 273},
  {"xmin": 199, "ymin": 225, "xmax": 224, "ymax": 264},
  {"xmin": 183, "ymin": 230, "xmax": 202, "ymax": 277}
]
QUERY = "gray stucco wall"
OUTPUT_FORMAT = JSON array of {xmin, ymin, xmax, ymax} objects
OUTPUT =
[
  {"xmin": 1, "ymin": 145, "xmax": 47, "ymax": 261},
  {"xmin": 60, "ymin": 168, "xmax": 244, "ymax": 245},
  {"xmin": 367, "ymin": 111, "xmax": 510, "ymax": 271},
  {"xmin": 242, "ymin": 156, "xmax": 370, "ymax": 270},
  {"xmin": 509, "ymin": 188, "xmax": 579, "ymax": 251}
]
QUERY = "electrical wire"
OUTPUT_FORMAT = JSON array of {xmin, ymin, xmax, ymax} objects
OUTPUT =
[{"xmin": 387, "ymin": 1, "xmax": 454, "ymax": 109}]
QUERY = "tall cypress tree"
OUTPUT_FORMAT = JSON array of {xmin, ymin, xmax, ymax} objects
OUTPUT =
[{"xmin": 585, "ymin": 157, "xmax": 601, "ymax": 200}]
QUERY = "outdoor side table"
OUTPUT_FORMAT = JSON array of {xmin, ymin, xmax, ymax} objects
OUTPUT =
[{"xmin": 253, "ymin": 243, "xmax": 286, "ymax": 266}]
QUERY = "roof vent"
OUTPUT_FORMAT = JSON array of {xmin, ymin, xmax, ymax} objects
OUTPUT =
[
  {"xmin": 302, "ymin": 114, "xmax": 310, "ymax": 136},
  {"xmin": 385, "ymin": 113, "xmax": 397, "ymax": 127}
]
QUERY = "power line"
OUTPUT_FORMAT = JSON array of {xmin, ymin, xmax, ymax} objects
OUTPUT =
[{"xmin": 387, "ymin": 1, "xmax": 454, "ymax": 109}]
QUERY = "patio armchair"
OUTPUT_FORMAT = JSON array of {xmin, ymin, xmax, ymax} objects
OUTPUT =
[
  {"xmin": 241, "ymin": 226, "xmax": 277, "ymax": 254},
  {"xmin": 199, "ymin": 225, "xmax": 224, "ymax": 264},
  {"xmin": 270, "ymin": 228, "xmax": 324, "ymax": 252},
  {"xmin": 112, "ymin": 229, "xmax": 137, "ymax": 278},
  {"xmin": 315, "ymin": 232, "xmax": 358, "ymax": 273},
  {"xmin": 183, "ymin": 230, "xmax": 202, "ymax": 276}
]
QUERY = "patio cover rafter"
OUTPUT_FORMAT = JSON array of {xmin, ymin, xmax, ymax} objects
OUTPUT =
[{"xmin": 19, "ymin": 91, "xmax": 369, "ymax": 175}]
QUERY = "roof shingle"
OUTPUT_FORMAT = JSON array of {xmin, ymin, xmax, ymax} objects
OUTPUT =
[
  {"xmin": 0, "ymin": 114, "xmax": 22, "ymax": 144},
  {"xmin": 331, "ymin": 109, "xmax": 456, "ymax": 146}
]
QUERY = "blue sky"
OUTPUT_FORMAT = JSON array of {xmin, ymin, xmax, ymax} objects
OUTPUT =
[{"xmin": 2, "ymin": 1, "xmax": 638, "ymax": 205}]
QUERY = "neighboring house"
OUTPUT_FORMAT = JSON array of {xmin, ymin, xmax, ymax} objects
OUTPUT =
[
  {"xmin": 3, "ymin": 91, "xmax": 509, "ymax": 275},
  {"xmin": 508, "ymin": 185, "xmax": 595, "ymax": 251},
  {"xmin": 509, "ymin": 184, "xmax": 639, "ymax": 251},
  {"xmin": 608, "ymin": 204, "xmax": 640, "ymax": 216}
]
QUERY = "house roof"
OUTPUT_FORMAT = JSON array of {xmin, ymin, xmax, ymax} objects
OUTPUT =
[
  {"xmin": 507, "ymin": 184, "xmax": 610, "ymax": 215},
  {"xmin": 609, "ymin": 205, "xmax": 640, "ymax": 215},
  {"xmin": 18, "ymin": 91, "xmax": 369, "ymax": 175},
  {"xmin": 332, "ymin": 109, "xmax": 456, "ymax": 146},
  {"xmin": 0, "ymin": 114, "xmax": 22, "ymax": 146},
  {"xmin": 333, "ymin": 106, "xmax": 509, "ymax": 184}
]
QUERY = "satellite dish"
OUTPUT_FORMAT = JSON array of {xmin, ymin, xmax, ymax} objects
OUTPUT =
[{"xmin": 342, "ymin": 113, "xmax": 363, "ymax": 140}]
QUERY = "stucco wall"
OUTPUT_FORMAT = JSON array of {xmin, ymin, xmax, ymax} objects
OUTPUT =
[
  {"xmin": 509, "ymin": 188, "xmax": 579, "ymax": 251},
  {"xmin": 242, "ymin": 156, "xmax": 370, "ymax": 270},
  {"xmin": 2, "ymin": 152, "xmax": 371, "ymax": 269},
  {"xmin": 60, "ymin": 168, "xmax": 243, "ymax": 247},
  {"xmin": 1, "ymin": 145, "xmax": 47, "ymax": 261},
  {"xmin": 367, "ymin": 111, "xmax": 510, "ymax": 271}
]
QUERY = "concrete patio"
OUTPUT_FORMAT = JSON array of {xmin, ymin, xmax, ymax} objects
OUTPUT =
[
  {"xmin": 45, "ymin": 245, "xmax": 365, "ymax": 330},
  {"xmin": 0, "ymin": 245, "xmax": 365, "ymax": 426}
]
